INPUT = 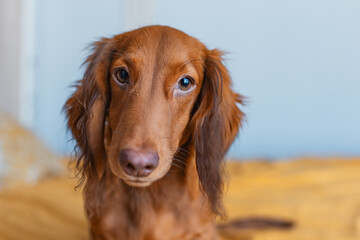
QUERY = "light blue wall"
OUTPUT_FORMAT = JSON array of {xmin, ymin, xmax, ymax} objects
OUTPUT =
[
  {"xmin": 153, "ymin": 0, "xmax": 360, "ymax": 158},
  {"xmin": 33, "ymin": 0, "xmax": 123, "ymax": 153},
  {"xmin": 33, "ymin": 0, "xmax": 360, "ymax": 159}
]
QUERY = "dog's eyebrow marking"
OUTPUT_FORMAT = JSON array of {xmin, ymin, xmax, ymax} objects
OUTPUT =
[
  {"xmin": 179, "ymin": 59, "xmax": 203, "ymax": 69},
  {"xmin": 113, "ymin": 49, "xmax": 135, "ymax": 68},
  {"xmin": 176, "ymin": 59, "xmax": 204, "ymax": 78}
]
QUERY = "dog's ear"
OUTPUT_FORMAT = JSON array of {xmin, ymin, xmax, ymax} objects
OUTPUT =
[
  {"xmin": 64, "ymin": 38, "xmax": 113, "ymax": 180},
  {"xmin": 190, "ymin": 49, "xmax": 245, "ymax": 216}
]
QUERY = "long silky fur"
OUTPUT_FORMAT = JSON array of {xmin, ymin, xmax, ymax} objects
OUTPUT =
[{"xmin": 191, "ymin": 49, "xmax": 245, "ymax": 216}]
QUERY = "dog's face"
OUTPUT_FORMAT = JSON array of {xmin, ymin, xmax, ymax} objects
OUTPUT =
[
  {"xmin": 107, "ymin": 28, "xmax": 205, "ymax": 186},
  {"xmin": 65, "ymin": 26, "xmax": 244, "ymax": 214}
]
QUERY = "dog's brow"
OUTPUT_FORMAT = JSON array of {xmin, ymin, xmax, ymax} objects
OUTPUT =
[
  {"xmin": 113, "ymin": 50, "xmax": 135, "ymax": 67},
  {"xmin": 179, "ymin": 59, "xmax": 203, "ymax": 68}
]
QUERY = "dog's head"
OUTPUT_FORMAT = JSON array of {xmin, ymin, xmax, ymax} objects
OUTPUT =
[{"xmin": 65, "ymin": 26, "xmax": 244, "ymax": 214}]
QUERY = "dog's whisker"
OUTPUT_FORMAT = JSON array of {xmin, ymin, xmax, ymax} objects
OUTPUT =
[
  {"xmin": 176, "ymin": 147, "xmax": 191, "ymax": 155},
  {"xmin": 171, "ymin": 163, "xmax": 184, "ymax": 170},
  {"xmin": 172, "ymin": 161, "xmax": 186, "ymax": 170}
]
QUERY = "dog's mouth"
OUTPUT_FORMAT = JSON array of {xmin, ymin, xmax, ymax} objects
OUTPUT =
[{"xmin": 122, "ymin": 178, "xmax": 153, "ymax": 187}]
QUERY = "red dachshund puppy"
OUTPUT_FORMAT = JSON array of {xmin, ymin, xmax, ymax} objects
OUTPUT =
[{"xmin": 65, "ymin": 25, "xmax": 244, "ymax": 240}]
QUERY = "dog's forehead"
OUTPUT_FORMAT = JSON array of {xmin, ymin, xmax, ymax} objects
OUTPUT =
[{"xmin": 113, "ymin": 26, "xmax": 205, "ymax": 67}]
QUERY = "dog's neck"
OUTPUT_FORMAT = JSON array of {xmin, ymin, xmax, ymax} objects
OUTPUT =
[
  {"xmin": 84, "ymin": 150, "xmax": 203, "ymax": 218},
  {"xmin": 83, "ymin": 151, "xmax": 216, "ymax": 239}
]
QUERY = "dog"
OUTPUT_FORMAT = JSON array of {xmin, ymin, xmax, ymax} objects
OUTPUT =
[{"xmin": 65, "ymin": 25, "xmax": 245, "ymax": 239}]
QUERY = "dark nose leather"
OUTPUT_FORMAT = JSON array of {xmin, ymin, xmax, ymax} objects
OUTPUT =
[{"xmin": 119, "ymin": 149, "xmax": 159, "ymax": 177}]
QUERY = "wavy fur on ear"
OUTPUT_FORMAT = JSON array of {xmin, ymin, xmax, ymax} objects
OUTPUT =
[
  {"xmin": 64, "ymin": 38, "xmax": 113, "ymax": 183},
  {"xmin": 191, "ymin": 49, "xmax": 245, "ymax": 216}
]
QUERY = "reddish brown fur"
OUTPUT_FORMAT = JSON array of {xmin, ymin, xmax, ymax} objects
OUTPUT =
[{"xmin": 65, "ymin": 26, "xmax": 245, "ymax": 240}]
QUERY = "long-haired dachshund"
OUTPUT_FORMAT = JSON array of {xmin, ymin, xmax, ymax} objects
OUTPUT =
[{"xmin": 65, "ymin": 25, "xmax": 245, "ymax": 239}]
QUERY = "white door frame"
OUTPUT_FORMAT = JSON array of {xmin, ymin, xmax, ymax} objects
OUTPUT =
[
  {"xmin": 0, "ymin": 0, "xmax": 35, "ymax": 129},
  {"xmin": 122, "ymin": 0, "xmax": 157, "ymax": 31},
  {"xmin": 19, "ymin": 0, "xmax": 35, "ymax": 129}
]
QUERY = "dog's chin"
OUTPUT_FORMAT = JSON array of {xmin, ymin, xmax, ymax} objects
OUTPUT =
[
  {"xmin": 123, "ymin": 179, "xmax": 153, "ymax": 187},
  {"xmin": 110, "ymin": 163, "xmax": 172, "ymax": 188}
]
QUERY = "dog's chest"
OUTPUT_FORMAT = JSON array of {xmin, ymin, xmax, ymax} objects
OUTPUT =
[{"xmin": 89, "ymin": 186, "xmax": 216, "ymax": 240}]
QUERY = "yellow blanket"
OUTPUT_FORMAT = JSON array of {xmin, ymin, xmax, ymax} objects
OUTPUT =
[{"xmin": 1, "ymin": 158, "xmax": 360, "ymax": 240}]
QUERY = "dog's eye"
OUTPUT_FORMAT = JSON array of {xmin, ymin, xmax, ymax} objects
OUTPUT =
[
  {"xmin": 178, "ymin": 77, "xmax": 193, "ymax": 91},
  {"xmin": 114, "ymin": 68, "xmax": 129, "ymax": 84}
]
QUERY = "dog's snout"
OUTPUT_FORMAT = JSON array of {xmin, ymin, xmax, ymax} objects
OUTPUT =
[{"xmin": 119, "ymin": 149, "xmax": 159, "ymax": 177}]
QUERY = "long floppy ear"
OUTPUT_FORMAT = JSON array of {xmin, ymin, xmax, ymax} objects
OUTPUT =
[
  {"xmin": 64, "ymin": 38, "xmax": 113, "ymax": 181},
  {"xmin": 191, "ymin": 49, "xmax": 245, "ymax": 216}
]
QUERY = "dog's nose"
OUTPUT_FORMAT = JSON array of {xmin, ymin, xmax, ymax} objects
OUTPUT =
[{"xmin": 119, "ymin": 149, "xmax": 159, "ymax": 177}]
